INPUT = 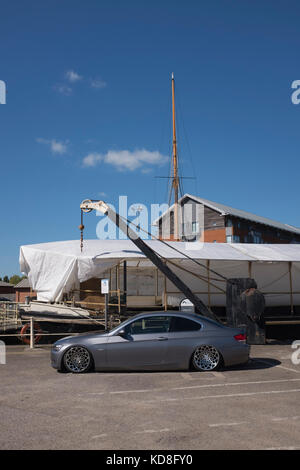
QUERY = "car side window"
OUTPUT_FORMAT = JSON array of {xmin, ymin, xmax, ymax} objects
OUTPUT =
[
  {"xmin": 170, "ymin": 317, "xmax": 201, "ymax": 332},
  {"xmin": 126, "ymin": 316, "xmax": 171, "ymax": 335}
]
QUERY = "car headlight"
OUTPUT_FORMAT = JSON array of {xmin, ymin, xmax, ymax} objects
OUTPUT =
[{"xmin": 52, "ymin": 344, "xmax": 64, "ymax": 352}]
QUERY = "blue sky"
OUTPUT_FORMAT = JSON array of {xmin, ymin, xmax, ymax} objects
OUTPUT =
[{"xmin": 1, "ymin": 0, "xmax": 300, "ymax": 276}]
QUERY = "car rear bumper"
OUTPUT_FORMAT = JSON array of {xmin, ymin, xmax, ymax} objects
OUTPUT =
[{"xmin": 223, "ymin": 343, "xmax": 250, "ymax": 367}]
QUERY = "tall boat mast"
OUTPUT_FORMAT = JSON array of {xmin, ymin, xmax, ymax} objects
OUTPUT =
[{"xmin": 171, "ymin": 72, "xmax": 180, "ymax": 241}]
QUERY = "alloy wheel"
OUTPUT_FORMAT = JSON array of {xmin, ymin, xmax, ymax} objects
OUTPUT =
[
  {"xmin": 63, "ymin": 346, "xmax": 92, "ymax": 373},
  {"xmin": 192, "ymin": 345, "xmax": 220, "ymax": 371}
]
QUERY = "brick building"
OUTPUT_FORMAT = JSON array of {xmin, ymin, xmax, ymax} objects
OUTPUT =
[
  {"xmin": 14, "ymin": 278, "xmax": 36, "ymax": 303},
  {"xmin": 156, "ymin": 194, "xmax": 300, "ymax": 243}
]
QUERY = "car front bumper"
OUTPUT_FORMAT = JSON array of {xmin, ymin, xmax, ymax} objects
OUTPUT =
[{"xmin": 51, "ymin": 348, "xmax": 63, "ymax": 370}]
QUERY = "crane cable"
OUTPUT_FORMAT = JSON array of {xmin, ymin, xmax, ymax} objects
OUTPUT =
[{"xmin": 117, "ymin": 212, "xmax": 231, "ymax": 284}]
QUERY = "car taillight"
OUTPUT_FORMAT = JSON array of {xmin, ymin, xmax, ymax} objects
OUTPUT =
[{"xmin": 234, "ymin": 333, "xmax": 246, "ymax": 343}]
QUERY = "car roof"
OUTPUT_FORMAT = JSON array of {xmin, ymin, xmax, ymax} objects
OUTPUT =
[{"xmin": 125, "ymin": 310, "xmax": 216, "ymax": 324}]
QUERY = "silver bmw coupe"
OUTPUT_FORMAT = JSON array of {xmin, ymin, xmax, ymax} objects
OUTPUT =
[{"xmin": 51, "ymin": 311, "xmax": 250, "ymax": 373}]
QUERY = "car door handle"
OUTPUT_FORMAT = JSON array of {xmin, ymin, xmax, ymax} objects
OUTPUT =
[{"xmin": 157, "ymin": 336, "xmax": 168, "ymax": 341}]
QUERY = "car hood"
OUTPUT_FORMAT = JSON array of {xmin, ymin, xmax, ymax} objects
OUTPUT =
[{"xmin": 55, "ymin": 331, "xmax": 110, "ymax": 344}]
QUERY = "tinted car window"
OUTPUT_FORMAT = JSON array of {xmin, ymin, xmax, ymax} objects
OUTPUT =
[
  {"xmin": 126, "ymin": 316, "xmax": 171, "ymax": 335},
  {"xmin": 170, "ymin": 317, "xmax": 201, "ymax": 332}
]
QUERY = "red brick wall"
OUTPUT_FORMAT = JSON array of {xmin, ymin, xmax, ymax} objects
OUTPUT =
[{"xmin": 15, "ymin": 289, "xmax": 36, "ymax": 303}]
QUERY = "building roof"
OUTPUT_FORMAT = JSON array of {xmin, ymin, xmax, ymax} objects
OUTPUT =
[
  {"xmin": 0, "ymin": 281, "xmax": 14, "ymax": 287},
  {"xmin": 14, "ymin": 278, "xmax": 30, "ymax": 289},
  {"xmin": 155, "ymin": 193, "xmax": 300, "ymax": 235}
]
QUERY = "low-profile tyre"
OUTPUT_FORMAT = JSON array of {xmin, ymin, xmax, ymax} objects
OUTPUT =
[
  {"xmin": 63, "ymin": 346, "xmax": 93, "ymax": 373},
  {"xmin": 192, "ymin": 345, "xmax": 221, "ymax": 371}
]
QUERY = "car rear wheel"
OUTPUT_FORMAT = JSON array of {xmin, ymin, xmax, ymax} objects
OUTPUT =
[
  {"xmin": 63, "ymin": 346, "xmax": 92, "ymax": 373},
  {"xmin": 192, "ymin": 345, "xmax": 221, "ymax": 371}
]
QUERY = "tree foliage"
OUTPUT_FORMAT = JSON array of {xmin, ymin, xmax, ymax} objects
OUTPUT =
[{"xmin": 0, "ymin": 275, "xmax": 27, "ymax": 285}]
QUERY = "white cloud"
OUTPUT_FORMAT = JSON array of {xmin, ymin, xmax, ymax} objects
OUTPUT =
[
  {"xmin": 90, "ymin": 78, "xmax": 107, "ymax": 89},
  {"xmin": 54, "ymin": 71, "xmax": 107, "ymax": 95},
  {"xmin": 82, "ymin": 152, "xmax": 103, "ymax": 167},
  {"xmin": 82, "ymin": 149, "xmax": 168, "ymax": 172},
  {"xmin": 36, "ymin": 138, "xmax": 68, "ymax": 155},
  {"xmin": 51, "ymin": 140, "xmax": 68, "ymax": 154},
  {"xmin": 65, "ymin": 70, "xmax": 83, "ymax": 83},
  {"xmin": 54, "ymin": 84, "xmax": 72, "ymax": 96}
]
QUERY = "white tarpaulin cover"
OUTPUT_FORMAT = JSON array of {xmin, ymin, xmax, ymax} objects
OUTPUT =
[{"xmin": 19, "ymin": 240, "xmax": 300, "ymax": 306}]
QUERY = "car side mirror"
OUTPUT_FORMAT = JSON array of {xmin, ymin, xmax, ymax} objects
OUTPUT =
[{"xmin": 117, "ymin": 329, "xmax": 126, "ymax": 337}]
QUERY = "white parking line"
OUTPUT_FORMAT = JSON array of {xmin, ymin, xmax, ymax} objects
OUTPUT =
[
  {"xmin": 78, "ymin": 378, "xmax": 300, "ymax": 398},
  {"xmin": 135, "ymin": 428, "xmax": 170, "ymax": 434},
  {"xmin": 111, "ymin": 388, "xmax": 162, "ymax": 395},
  {"xmin": 209, "ymin": 422, "xmax": 247, "ymax": 428},
  {"xmin": 209, "ymin": 415, "xmax": 300, "ymax": 429},
  {"xmin": 145, "ymin": 388, "xmax": 300, "ymax": 403},
  {"xmin": 271, "ymin": 416, "xmax": 300, "ymax": 422},
  {"xmin": 172, "ymin": 378, "xmax": 300, "ymax": 391}
]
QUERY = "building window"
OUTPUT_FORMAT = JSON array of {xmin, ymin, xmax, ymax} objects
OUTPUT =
[
  {"xmin": 233, "ymin": 235, "xmax": 240, "ymax": 243},
  {"xmin": 253, "ymin": 231, "xmax": 262, "ymax": 243},
  {"xmin": 192, "ymin": 221, "xmax": 199, "ymax": 233},
  {"xmin": 227, "ymin": 218, "xmax": 233, "ymax": 227},
  {"xmin": 226, "ymin": 235, "xmax": 233, "ymax": 243}
]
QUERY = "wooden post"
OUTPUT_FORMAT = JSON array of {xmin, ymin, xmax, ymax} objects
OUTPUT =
[
  {"xmin": 248, "ymin": 261, "xmax": 252, "ymax": 279},
  {"xmin": 30, "ymin": 317, "xmax": 34, "ymax": 349},
  {"xmin": 289, "ymin": 262, "xmax": 294, "ymax": 315},
  {"xmin": 117, "ymin": 263, "xmax": 120, "ymax": 291},
  {"xmin": 155, "ymin": 268, "xmax": 158, "ymax": 303},
  {"xmin": 104, "ymin": 294, "xmax": 108, "ymax": 331},
  {"xmin": 164, "ymin": 275, "xmax": 167, "ymax": 311},
  {"xmin": 207, "ymin": 260, "xmax": 211, "ymax": 308},
  {"xmin": 117, "ymin": 289, "xmax": 121, "ymax": 314},
  {"xmin": 123, "ymin": 261, "xmax": 127, "ymax": 313}
]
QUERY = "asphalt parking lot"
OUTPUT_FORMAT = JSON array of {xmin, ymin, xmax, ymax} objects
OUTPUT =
[{"xmin": 1, "ymin": 341, "xmax": 300, "ymax": 450}]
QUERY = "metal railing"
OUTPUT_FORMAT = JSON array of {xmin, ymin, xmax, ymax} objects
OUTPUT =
[
  {"xmin": 0, "ymin": 302, "xmax": 22, "ymax": 332},
  {"xmin": 0, "ymin": 299, "xmax": 123, "ymax": 348},
  {"xmin": 0, "ymin": 316, "xmax": 116, "ymax": 349}
]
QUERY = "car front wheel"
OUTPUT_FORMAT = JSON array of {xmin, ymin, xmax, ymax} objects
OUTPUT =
[
  {"xmin": 192, "ymin": 345, "xmax": 221, "ymax": 371},
  {"xmin": 63, "ymin": 346, "xmax": 93, "ymax": 373}
]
